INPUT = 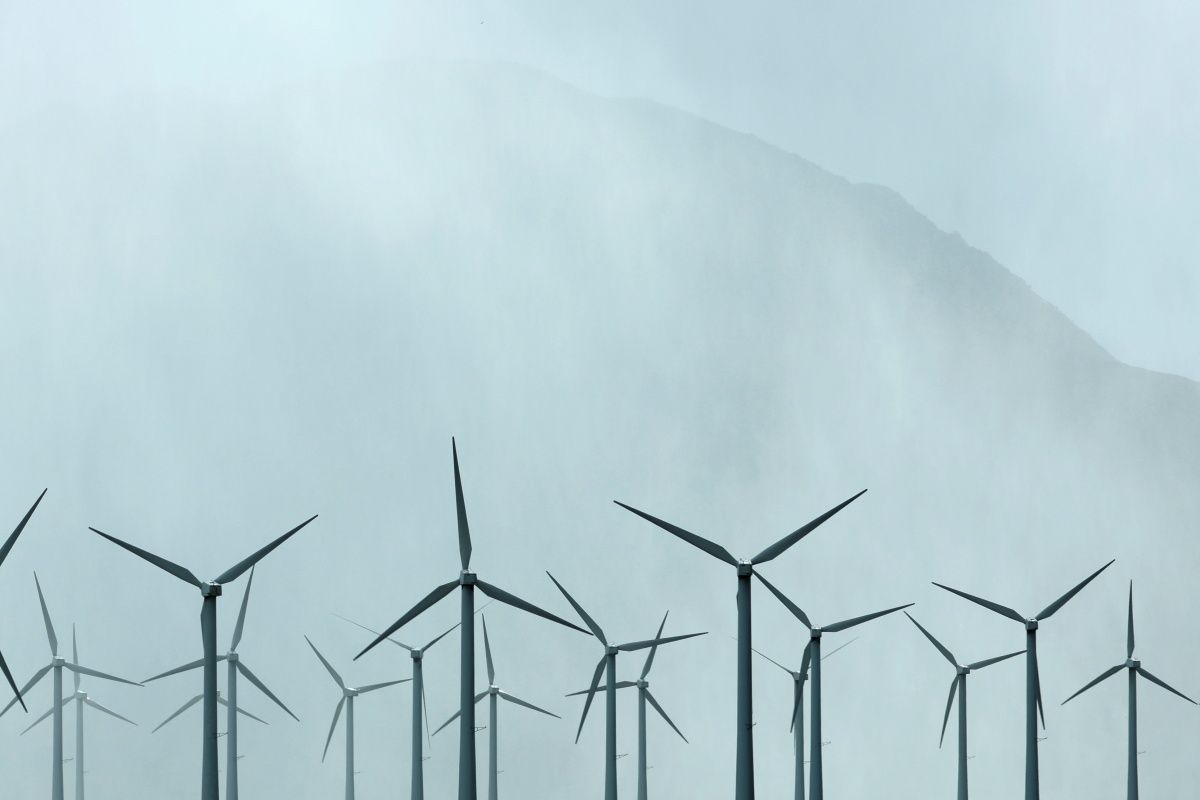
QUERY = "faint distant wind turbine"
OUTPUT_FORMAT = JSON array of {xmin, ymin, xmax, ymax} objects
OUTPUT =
[
  {"xmin": 614, "ymin": 488, "xmax": 866, "ymax": 800},
  {"xmin": 432, "ymin": 615, "xmax": 560, "ymax": 800},
  {"xmin": 1061, "ymin": 581, "xmax": 1195, "ymax": 800},
  {"xmin": 308, "ymin": 636, "xmax": 409, "ymax": 800},
  {"xmin": 755, "ymin": 572, "xmax": 911, "ymax": 800},
  {"xmin": 353, "ymin": 439, "xmax": 589, "ymax": 800},
  {"xmin": 89, "ymin": 511, "xmax": 317, "ymax": 800},
  {"xmin": 933, "ymin": 559, "xmax": 1114, "ymax": 800},
  {"xmin": 0, "ymin": 488, "xmax": 47, "ymax": 708},
  {"xmin": 905, "ymin": 612, "xmax": 1023, "ymax": 800}
]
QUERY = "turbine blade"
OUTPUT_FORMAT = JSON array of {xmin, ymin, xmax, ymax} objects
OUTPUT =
[
  {"xmin": 236, "ymin": 661, "xmax": 299, "ymax": 721},
  {"xmin": 356, "ymin": 678, "xmax": 411, "ymax": 694},
  {"xmin": 1061, "ymin": 664, "xmax": 1124, "ymax": 705},
  {"xmin": 750, "ymin": 489, "xmax": 868, "ymax": 565},
  {"xmin": 305, "ymin": 637, "xmax": 345, "ymax": 689},
  {"xmin": 799, "ymin": 640, "xmax": 812, "ymax": 678},
  {"xmin": 823, "ymin": 603, "xmax": 913, "ymax": 634},
  {"xmin": 354, "ymin": 580, "xmax": 458, "ymax": 659},
  {"xmin": 821, "ymin": 637, "xmax": 858, "ymax": 662},
  {"xmin": 939, "ymin": 676, "xmax": 959, "ymax": 748},
  {"xmin": 230, "ymin": 566, "xmax": 255, "ymax": 652},
  {"xmin": 452, "ymin": 438, "xmax": 472, "ymax": 571},
  {"xmin": 218, "ymin": 696, "xmax": 268, "ymax": 725},
  {"xmin": 753, "ymin": 571, "xmax": 813, "ymax": 629},
  {"xmin": 545, "ymin": 572, "xmax": 606, "ymax": 644},
  {"xmin": 423, "ymin": 621, "xmax": 461, "ymax": 652},
  {"xmin": 71, "ymin": 627, "xmax": 80, "ymax": 691},
  {"xmin": 20, "ymin": 702, "xmax": 64, "ymax": 735},
  {"xmin": 144, "ymin": 656, "xmax": 224, "ymax": 684},
  {"xmin": 641, "ymin": 611, "xmax": 670, "ymax": 680},
  {"xmin": 904, "ymin": 613, "xmax": 957, "ymax": 667},
  {"xmin": 215, "ymin": 514, "xmax": 318, "ymax": 585},
  {"xmin": 613, "ymin": 501, "xmax": 738, "ymax": 566},
  {"xmin": 498, "ymin": 690, "xmax": 559, "ymax": 718},
  {"xmin": 476, "ymin": 580, "xmax": 590, "ymax": 635},
  {"xmin": 573, "ymin": 657, "xmax": 606, "ymax": 744},
  {"xmin": 0, "ymin": 648, "xmax": 25, "ymax": 712},
  {"xmin": 932, "ymin": 582, "xmax": 1024, "ymax": 623},
  {"xmin": 0, "ymin": 664, "xmax": 50, "ymax": 717},
  {"xmin": 566, "ymin": 682, "xmax": 635, "ymax": 697},
  {"xmin": 789, "ymin": 682, "xmax": 802, "ymax": 733},
  {"xmin": 482, "ymin": 614, "xmax": 496, "ymax": 685},
  {"xmin": 84, "ymin": 698, "xmax": 136, "ymax": 726},
  {"xmin": 1127, "ymin": 581, "xmax": 1135, "ymax": 659},
  {"xmin": 322, "ymin": 697, "xmax": 345, "ymax": 761},
  {"xmin": 432, "ymin": 707, "xmax": 462, "ymax": 737},
  {"xmin": 33, "ymin": 573, "xmax": 58, "ymax": 656},
  {"xmin": 332, "ymin": 613, "xmax": 413, "ymax": 651},
  {"xmin": 422, "ymin": 680, "xmax": 432, "ymax": 748},
  {"xmin": 0, "ymin": 488, "xmax": 46, "ymax": 567},
  {"xmin": 617, "ymin": 631, "xmax": 706, "ymax": 653},
  {"xmin": 966, "ymin": 649, "xmax": 1025, "ymax": 671},
  {"xmin": 1036, "ymin": 559, "xmax": 1115, "ymax": 621},
  {"xmin": 645, "ymin": 689, "xmax": 687, "ymax": 743},
  {"xmin": 1034, "ymin": 651, "xmax": 1045, "ymax": 729},
  {"xmin": 152, "ymin": 694, "xmax": 203, "ymax": 733},
  {"xmin": 89, "ymin": 528, "xmax": 202, "ymax": 588},
  {"xmin": 1136, "ymin": 666, "xmax": 1197, "ymax": 705},
  {"xmin": 65, "ymin": 663, "xmax": 141, "ymax": 687},
  {"xmin": 750, "ymin": 645, "xmax": 793, "ymax": 676}
]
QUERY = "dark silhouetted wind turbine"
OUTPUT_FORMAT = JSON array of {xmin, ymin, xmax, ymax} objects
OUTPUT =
[
  {"xmin": 0, "ymin": 574, "xmax": 140, "ymax": 800},
  {"xmin": 432, "ymin": 615, "xmax": 559, "ymax": 800},
  {"xmin": 1061, "ymin": 582, "xmax": 1195, "ymax": 800},
  {"xmin": 933, "ymin": 558, "xmax": 1113, "ymax": 800},
  {"xmin": 751, "ymin": 637, "xmax": 856, "ymax": 800},
  {"xmin": 308, "ymin": 636, "xmax": 409, "ymax": 800},
  {"xmin": 335, "ymin": 613, "xmax": 461, "ymax": 800},
  {"xmin": 905, "ymin": 612, "xmax": 1023, "ymax": 800},
  {"xmin": 354, "ymin": 439, "xmax": 589, "ymax": 800},
  {"xmin": 19, "ymin": 625, "xmax": 138, "ymax": 800},
  {"xmin": 755, "ymin": 572, "xmax": 911, "ymax": 800},
  {"xmin": 142, "ymin": 567, "xmax": 298, "ymax": 800},
  {"xmin": 614, "ymin": 489, "xmax": 865, "ymax": 800},
  {"xmin": 90, "ymin": 512, "xmax": 317, "ymax": 800},
  {"xmin": 551, "ymin": 575, "xmax": 706, "ymax": 800},
  {"xmin": 0, "ymin": 488, "xmax": 47, "ymax": 708}
]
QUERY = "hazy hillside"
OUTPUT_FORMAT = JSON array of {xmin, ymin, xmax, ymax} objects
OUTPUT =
[{"xmin": 0, "ymin": 60, "xmax": 1196, "ymax": 799}]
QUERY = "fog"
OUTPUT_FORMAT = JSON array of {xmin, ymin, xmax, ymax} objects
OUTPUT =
[{"xmin": 1, "ymin": 4, "xmax": 1197, "ymax": 800}]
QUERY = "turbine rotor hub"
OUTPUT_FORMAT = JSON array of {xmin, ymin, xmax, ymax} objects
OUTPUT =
[
  {"xmin": 606, "ymin": 646, "xmax": 619, "ymax": 656},
  {"xmin": 489, "ymin": 685, "xmax": 500, "ymax": 695},
  {"xmin": 736, "ymin": 561, "xmax": 753, "ymax": 577},
  {"xmin": 227, "ymin": 652, "xmax": 239, "ymax": 663},
  {"xmin": 1025, "ymin": 619, "xmax": 1038, "ymax": 631},
  {"xmin": 345, "ymin": 687, "xmax": 359, "ymax": 698},
  {"xmin": 411, "ymin": 650, "xmax": 423, "ymax": 661},
  {"xmin": 636, "ymin": 680, "xmax": 648, "ymax": 689},
  {"xmin": 1126, "ymin": 659, "xmax": 1140, "ymax": 669},
  {"xmin": 52, "ymin": 656, "xmax": 66, "ymax": 667},
  {"xmin": 459, "ymin": 571, "xmax": 477, "ymax": 586},
  {"xmin": 202, "ymin": 582, "xmax": 223, "ymax": 597},
  {"xmin": 810, "ymin": 628, "xmax": 823, "ymax": 640},
  {"xmin": 957, "ymin": 665, "xmax": 970, "ymax": 676}
]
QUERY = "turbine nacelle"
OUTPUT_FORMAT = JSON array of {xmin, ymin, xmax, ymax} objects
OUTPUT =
[
  {"xmin": 343, "ymin": 687, "xmax": 360, "ymax": 699},
  {"xmin": 227, "ymin": 652, "xmax": 239, "ymax": 664},
  {"xmin": 810, "ymin": 628, "xmax": 823, "ymax": 640},
  {"xmin": 52, "ymin": 656, "xmax": 66, "ymax": 668},
  {"xmin": 736, "ymin": 561, "xmax": 753, "ymax": 577},
  {"xmin": 1025, "ymin": 619, "xmax": 1038, "ymax": 631},
  {"xmin": 488, "ymin": 685, "xmax": 500, "ymax": 696},
  {"xmin": 1125, "ymin": 659, "xmax": 1140, "ymax": 670},
  {"xmin": 459, "ymin": 571, "xmax": 477, "ymax": 586},
  {"xmin": 957, "ymin": 665, "xmax": 971, "ymax": 676},
  {"xmin": 74, "ymin": 690, "xmax": 87, "ymax": 701},
  {"xmin": 410, "ymin": 649, "xmax": 423, "ymax": 662},
  {"xmin": 606, "ymin": 646, "xmax": 619, "ymax": 656},
  {"xmin": 635, "ymin": 680, "xmax": 649, "ymax": 690},
  {"xmin": 201, "ymin": 582, "xmax": 222, "ymax": 598}
]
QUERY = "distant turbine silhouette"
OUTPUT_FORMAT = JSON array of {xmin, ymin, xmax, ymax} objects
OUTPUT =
[
  {"xmin": 570, "ymin": 611, "xmax": 698, "ymax": 800},
  {"xmin": 308, "ymin": 637, "xmax": 409, "ymax": 800},
  {"xmin": 335, "ymin": 613, "xmax": 461, "ymax": 800},
  {"xmin": 614, "ymin": 488, "xmax": 866, "ymax": 800},
  {"xmin": 0, "ymin": 489, "xmax": 47, "ymax": 708},
  {"xmin": 755, "ymin": 572, "xmax": 911, "ymax": 800},
  {"xmin": 19, "ymin": 626, "xmax": 138, "ymax": 800},
  {"xmin": 750, "ymin": 637, "xmax": 857, "ymax": 800},
  {"xmin": 551, "ymin": 574, "xmax": 706, "ymax": 800},
  {"xmin": 354, "ymin": 439, "xmax": 589, "ymax": 800},
  {"xmin": 90, "ymin": 512, "xmax": 317, "ymax": 800},
  {"xmin": 1061, "ymin": 582, "xmax": 1195, "ymax": 800},
  {"xmin": 433, "ymin": 615, "xmax": 560, "ymax": 800},
  {"xmin": 933, "ymin": 559, "xmax": 1114, "ymax": 800},
  {"xmin": 905, "ymin": 613, "xmax": 1023, "ymax": 800},
  {"xmin": 0, "ymin": 574, "xmax": 140, "ymax": 800},
  {"xmin": 143, "ymin": 567, "xmax": 298, "ymax": 800}
]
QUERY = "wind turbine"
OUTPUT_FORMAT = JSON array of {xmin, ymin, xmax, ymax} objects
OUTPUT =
[
  {"xmin": 335, "ymin": 613, "xmax": 460, "ymax": 800},
  {"xmin": 750, "ymin": 637, "xmax": 857, "ymax": 800},
  {"xmin": 308, "ymin": 636, "xmax": 409, "ymax": 800},
  {"xmin": 905, "ymin": 613, "xmax": 1024, "ymax": 800},
  {"xmin": 142, "ymin": 567, "xmax": 298, "ymax": 800},
  {"xmin": 549, "ymin": 574, "xmax": 706, "ymax": 800},
  {"xmin": 20, "ymin": 626, "xmax": 138, "ymax": 800},
  {"xmin": 614, "ymin": 488, "xmax": 866, "ymax": 800},
  {"xmin": 89, "ymin": 511, "xmax": 317, "ymax": 800},
  {"xmin": 432, "ymin": 615, "xmax": 560, "ymax": 800},
  {"xmin": 1061, "ymin": 582, "xmax": 1195, "ymax": 800},
  {"xmin": 353, "ymin": 439, "xmax": 589, "ymax": 800},
  {"xmin": 569, "ymin": 611, "xmax": 697, "ymax": 800},
  {"xmin": 0, "ymin": 488, "xmax": 47, "ymax": 708},
  {"xmin": 754, "ymin": 572, "xmax": 911, "ymax": 800},
  {"xmin": 933, "ymin": 558, "xmax": 1114, "ymax": 800},
  {"xmin": 0, "ymin": 575, "xmax": 140, "ymax": 800}
]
